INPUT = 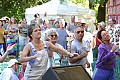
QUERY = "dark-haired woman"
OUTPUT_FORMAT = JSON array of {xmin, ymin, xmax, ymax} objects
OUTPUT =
[
  {"xmin": 92, "ymin": 30, "xmax": 120, "ymax": 80},
  {"xmin": 20, "ymin": 24, "xmax": 77, "ymax": 80},
  {"xmin": 91, "ymin": 21, "xmax": 106, "ymax": 58}
]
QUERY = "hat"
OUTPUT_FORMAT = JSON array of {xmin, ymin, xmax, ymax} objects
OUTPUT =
[
  {"xmin": 8, "ymin": 59, "xmax": 21, "ymax": 67},
  {"xmin": 81, "ymin": 19, "xmax": 86, "ymax": 23}
]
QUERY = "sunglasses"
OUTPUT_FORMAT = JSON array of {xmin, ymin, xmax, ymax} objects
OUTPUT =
[
  {"xmin": 76, "ymin": 31, "xmax": 84, "ymax": 34},
  {"xmin": 51, "ymin": 35, "xmax": 57, "ymax": 37}
]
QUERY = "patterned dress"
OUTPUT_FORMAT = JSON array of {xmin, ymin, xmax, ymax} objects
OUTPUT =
[{"xmin": 6, "ymin": 25, "xmax": 18, "ymax": 56}]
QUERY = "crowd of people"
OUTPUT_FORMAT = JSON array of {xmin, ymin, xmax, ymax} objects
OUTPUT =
[{"xmin": 0, "ymin": 13, "xmax": 120, "ymax": 80}]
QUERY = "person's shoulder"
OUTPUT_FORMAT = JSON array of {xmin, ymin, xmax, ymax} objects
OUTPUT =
[
  {"xmin": 26, "ymin": 42, "xmax": 32, "ymax": 46},
  {"xmin": 98, "ymin": 43, "xmax": 106, "ymax": 49},
  {"xmin": 1, "ymin": 68, "xmax": 12, "ymax": 74},
  {"xmin": 71, "ymin": 39, "xmax": 78, "ymax": 45},
  {"xmin": 24, "ymin": 42, "xmax": 31, "ymax": 49},
  {"xmin": 0, "ymin": 68, "xmax": 13, "ymax": 80}
]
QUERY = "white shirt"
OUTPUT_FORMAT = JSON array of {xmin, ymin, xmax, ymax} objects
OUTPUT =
[{"xmin": 0, "ymin": 68, "xmax": 19, "ymax": 80}]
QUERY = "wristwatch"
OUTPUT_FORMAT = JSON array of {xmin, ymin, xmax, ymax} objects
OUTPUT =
[{"xmin": 110, "ymin": 50, "xmax": 113, "ymax": 53}]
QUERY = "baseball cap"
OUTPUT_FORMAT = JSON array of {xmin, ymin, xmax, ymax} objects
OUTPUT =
[{"xmin": 8, "ymin": 59, "xmax": 21, "ymax": 67}]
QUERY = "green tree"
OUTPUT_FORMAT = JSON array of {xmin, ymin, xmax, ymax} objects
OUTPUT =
[
  {"xmin": 63, "ymin": 0, "xmax": 109, "ymax": 23},
  {"xmin": 0, "ymin": 0, "xmax": 50, "ymax": 22},
  {"xmin": 89, "ymin": 0, "xmax": 109, "ymax": 22}
]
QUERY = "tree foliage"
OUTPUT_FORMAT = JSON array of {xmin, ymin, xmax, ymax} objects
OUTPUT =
[
  {"xmin": 0, "ymin": 0, "xmax": 50, "ymax": 22},
  {"xmin": 69, "ymin": 0, "xmax": 89, "ymax": 8},
  {"xmin": 67, "ymin": 0, "xmax": 109, "ymax": 22}
]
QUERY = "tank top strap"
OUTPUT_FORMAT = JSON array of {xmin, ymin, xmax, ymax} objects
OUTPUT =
[
  {"xmin": 43, "ymin": 41, "xmax": 49, "ymax": 53},
  {"xmin": 28, "ymin": 42, "xmax": 37, "ymax": 66}
]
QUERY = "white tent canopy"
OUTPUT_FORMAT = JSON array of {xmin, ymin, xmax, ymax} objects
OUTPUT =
[
  {"xmin": 25, "ymin": 0, "xmax": 87, "ymax": 15},
  {"xmin": 25, "ymin": 0, "xmax": 95, "ymax": 24}
]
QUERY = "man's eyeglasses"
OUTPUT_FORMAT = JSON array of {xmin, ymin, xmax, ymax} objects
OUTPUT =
[
  {"xmin": 51, "ymin": 35, "xmax": 57, "ymax": 37},
  {"xmin": 76, "ymin": 31, "xmax": 84, "ymax": 34}
]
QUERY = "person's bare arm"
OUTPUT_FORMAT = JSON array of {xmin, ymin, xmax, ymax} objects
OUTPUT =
[
  {"xmin": 0, "ymin": 51, "xmax": 8, "ymax": 63},
  {"xmin": 69, "ymin": 51, "xmax": 88, "ymax": 64},
  {"xmin": 48, "ymin": 42, "xmax": 73, "ymax": 57},
  {"xmin": 20, "ymin": 44, "xmax": 37, "ymax": 63},
  {"xmin": 0, "ymin": 44, "xmax": 16, "ymax": 63}
]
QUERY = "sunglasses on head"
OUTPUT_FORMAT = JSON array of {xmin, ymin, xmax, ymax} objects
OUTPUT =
[
  {"xmin": 51, "ymin": 35, "xmax": 57, "ymax": 37},
  {"xmin": 76, "ymin": 31, "xmax": 84, "ymax": 34}
]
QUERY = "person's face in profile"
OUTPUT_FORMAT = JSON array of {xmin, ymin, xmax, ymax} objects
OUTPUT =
[{"xmin": 14, "ymin": 63, "xmax": 19, "ymax": 72}]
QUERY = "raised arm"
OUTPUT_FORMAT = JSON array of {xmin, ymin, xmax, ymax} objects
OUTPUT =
[{"xmin": 0, "ymin": 44, "xmax": 16, "ymax": 63}]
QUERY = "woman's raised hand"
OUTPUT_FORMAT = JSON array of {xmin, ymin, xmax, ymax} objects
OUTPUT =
[
  {"xmin": 6, "ymin": 43, "xmax": 16, "ymax": 52},
  {"xmin": 112, "ymin": 45, "xmax": 119, "ymax": 52}
]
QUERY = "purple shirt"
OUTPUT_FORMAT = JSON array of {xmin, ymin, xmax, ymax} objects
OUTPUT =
[{"xmin": 96, "ymin": 43, "xmax": 118, "ymax": 69}]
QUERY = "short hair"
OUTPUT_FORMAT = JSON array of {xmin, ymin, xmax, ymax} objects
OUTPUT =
[
  {"xmin": 45, "ymin": 28, "xmax": 58, "ymax": 37},
  {"xmin": 74, "ymin": 26, "xmax": 83, "ymax": 33},
  {"xmin": 28, "ymin": 24, "xmax": 40, "ymax": 39},
  {"xmin": 98, "ymin": 21, "xmax": 106, "ymax": 29}
]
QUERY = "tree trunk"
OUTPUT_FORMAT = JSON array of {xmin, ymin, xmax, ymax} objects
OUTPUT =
[
  {"xmin": 89, "ymin": 0, "xmax": 109, "ymax": 23},
  {"xmin": 97, "ymin": 0, "xmax": 109, "ymax": 23},
  {"xmin": 97, "ymin": 3, "xmax": 106, "ymax": 23},
  {"xmin": 89, "ymin": 0, "xmax": 95, "ymax": 10}
]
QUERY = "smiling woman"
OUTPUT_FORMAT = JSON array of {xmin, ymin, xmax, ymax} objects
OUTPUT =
[
  {"xmin": 45, "ymin": 28, "xmax": 58, "ymax": 41},
  {"xmin": 45, "ymin": 28, "xmax": 69, "ymax": 67}
]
